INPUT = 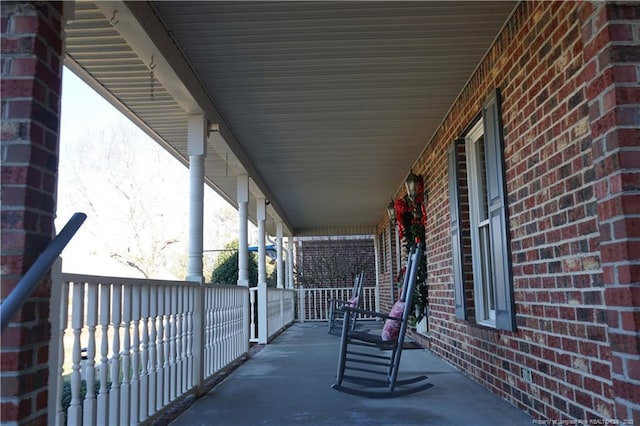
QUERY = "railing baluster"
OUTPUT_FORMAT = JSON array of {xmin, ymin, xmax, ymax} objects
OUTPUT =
[
  {"xmin": 227, "ymin": 290, "xmax": 231, "ymax": 362},
  {"xmin": 186, "ymin": 286, "xmax": 194, "ymax": 390},
  {"xmin": 159, "ymin": 287, "xmax": 171, "ymax": 408},
  {"xmin": 148, "ymin": 286, "xmax": 158, "ymax": 415},
  {"xmin": 217, "ymin": 288, "xmax": 223, "ymax": 371},
  {"xmin": 233, "ymin": 290, "xmax": 237, "ymax": 354},
  {"xmin": 283, "ymin": 290, "xmax": 288, "ymax": 324},
  {"xmin": 181, "ymin": 285, "xmax": 188, "ymax": 393},
  {"xmin": 97, "ymin": 283, "xmax": 110, "ymax": 425},
  {"xmin": 220, "ymin": 289, "xmax": 225, "ymax": 370},
  {"xmin": 130, "ymin": 285, "xmax": 141, "ymax": 426},
  {"xmin": 163, "ymin": 286, "xmax": 176, "ymax": 405},
  {"xmin": 218, "ymin": 288, "xmax": 223, "ymax": 365},
  {"xmin": 249, "ymin": 288, "xmax": 257, "ymax": 342},
  {"xmin": 228, "ymin": 289, "xmax": 233, "ymax": 358},
  {"xmin": 280, "ymin": 290, "xmax": 285, "ymax": 331},
  {"xmin": 109, "ymin": 284, "xmax": 122, "ymax": 421},
  {"xmin": 120, "ymin": 284, "xmax": 132, "ymax": 425},
  {"xmin": 313, "ymin": 289, "xmax": 318, "ymax": 320},
  {"xmin": 68, "ymin": 281, "xmax": 84, "ymax": 425},
  {"xmin": 209, "ymin": 288, "xmax": 216, "ymax": 373},
  {"xmin": 139, "ymin": 285, "xmax": 149, "ymax": 420},
  {"xmin": 225, "ymin": 289, "xmax": 231, "ymax": 368},
  {"xmin": 178, "ymin": 287, "xmax": 186, "ymax": 394},
  {"xmin": 203, "ymin": 288, "xmax": 209, "ymax": 376},
  {"xmin": 186, "ymin": 286, "xmax": 192, "ymax": 390},
  {"xmin": 156, "ymin": 286, "xmax": 165, "ymax": 410},
  {"xmin": 239, "ymin": 289, "xmax": 243, "ymax": 352},
  {"xmin": 194, "ymin": 283, "xmax": 206, "ymax": 393},
  {"xmin": 170, "ymin": 285, "xmax": 178, "ymax": 401},
  {"xmin": 83, "ymin": 282, "xmax": 98, "ymax": 426},
  {"xmin": 216, "ymin": 288, "xmax": 221, "ymax": 371}
]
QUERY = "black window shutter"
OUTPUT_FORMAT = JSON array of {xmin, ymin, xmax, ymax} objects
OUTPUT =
[
  {"xmin": 448, "ymin": 140, "xmax": 466, "ymax": 320},
  {"xmin": 482, "ymin": 89, "xmax": 516, "ymax": 331}
]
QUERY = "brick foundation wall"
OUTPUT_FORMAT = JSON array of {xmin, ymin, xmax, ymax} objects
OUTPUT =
[
  {"xmin": 1, "ymin": 2, "xmax": 64, "ymax": 424},
  {"xmin": 378, "ymin": 1, "xmax": 638, "ymax": 422}
]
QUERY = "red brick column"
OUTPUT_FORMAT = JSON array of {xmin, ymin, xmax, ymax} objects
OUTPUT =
[
  {"xmin": 1, "ymin": 2, "xmax": 64, "ymax": 424},
  {"xmin": 581, "ymin": 2, "xmax": 640, "ymax": 423}
]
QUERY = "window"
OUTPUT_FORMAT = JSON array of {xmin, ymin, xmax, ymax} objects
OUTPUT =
[
  {"xmin": 467, "ymin": 121, "xmax": 496, "ymax": 324},
  {"xmin": 449, "ymin": 89, "xmax": 515, "ymax": 331},
  {"xmin": 378, "ymin": 229, "xmax": 387, "ymax": 274}
]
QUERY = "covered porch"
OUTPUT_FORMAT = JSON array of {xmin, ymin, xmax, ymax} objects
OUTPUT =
[
  {"xmin": 43, "ymin": 2, "xmax": 523, "ymax": 423},
  {"xmin": 4, "ymin": 0, "xmax": 638, "ymax": 424},
  {"xmin": 168, "ymin": 323, "xmax": 532, "ymax": 426}
]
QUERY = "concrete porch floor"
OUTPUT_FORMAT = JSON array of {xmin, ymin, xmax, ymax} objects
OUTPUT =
[{"xmin": 170, "ymin": 322, "xmax": 533, "ymax": 426}]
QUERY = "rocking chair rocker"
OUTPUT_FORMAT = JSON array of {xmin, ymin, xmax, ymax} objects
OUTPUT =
[
  {"xmin": 332, "ymin": 244, "xmax": 433, "ymax": 398},
  {"xmin": 327, "ymin": 271, "xmax": 364, "ymax": 334}
]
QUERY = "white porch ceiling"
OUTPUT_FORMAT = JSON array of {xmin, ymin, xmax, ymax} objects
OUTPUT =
[{"xmin": 64, "ymin": 1, "xmax": 517, "ymax": 237}]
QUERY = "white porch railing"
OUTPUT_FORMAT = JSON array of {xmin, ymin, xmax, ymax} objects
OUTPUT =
[
  {"xmin": 49, "ymin": 277, "xmax": 371, "ymax": 424},
  {"xmin": 203, "ymin": 284, "xmax": 248, "ymax": 378},
  {"xmin": 49, "ymin": 273, "xmax": 248, "ymax": 426},
  {"xmin": 296, "ymin": 287, "xmax": 377, "ymax": 322},
  {"xmin": 249, "ymin": 287, "xmax": 296, "ymax": 343}
]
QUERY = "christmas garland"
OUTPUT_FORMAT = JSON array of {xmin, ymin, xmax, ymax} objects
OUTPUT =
[{"xmin": 393, "ymin": 176, "xmax": 428, "ymax": 323}]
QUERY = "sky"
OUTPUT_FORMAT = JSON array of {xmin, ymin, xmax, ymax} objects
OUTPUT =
[{"xmin": 55, "ymin": 68, "xmax": 240, "ymax": 279}]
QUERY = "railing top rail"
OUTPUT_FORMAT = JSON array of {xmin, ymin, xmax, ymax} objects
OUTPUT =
[
  {"xmin": 297, "ymin": 286, "xmax": 374, "ymax": 291},
  {"xmin": 266, "ymin": 288, "xmax": 296, "ymax": 293},
  {"xmin": 204, "ymin": 283, "xmax": 250, "ymax": 291},
  {"xmin": 61, "ymin": 272, "xmax": 200, "ymax": 288}
]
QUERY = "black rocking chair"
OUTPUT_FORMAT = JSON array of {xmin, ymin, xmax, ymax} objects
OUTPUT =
[
  {"xmin": 332, "ymin": 244, "xmax": 433, "ymax": 398},
  {"xmin": 328, "ymin": 271, "xmax": 365, "ymax": 334}
]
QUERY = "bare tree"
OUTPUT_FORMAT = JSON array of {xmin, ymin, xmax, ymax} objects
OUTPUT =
[{"xmin": 59, "ymin": 124, "xmax": 192, "ymax": 278}]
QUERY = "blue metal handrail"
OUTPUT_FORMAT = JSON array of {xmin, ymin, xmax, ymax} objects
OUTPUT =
[{"xmin": 1, "ymin": 212, "xmax": 87, "ymax": 333}]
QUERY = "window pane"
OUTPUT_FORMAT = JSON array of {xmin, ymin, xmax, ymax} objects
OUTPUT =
[
  {"xmin": 476, "ymin": 136, "xmax": 489, "ymax": 222},
  {"xmin": 479, "ymin": 224, "xmax": 495, "ymax": 317}
]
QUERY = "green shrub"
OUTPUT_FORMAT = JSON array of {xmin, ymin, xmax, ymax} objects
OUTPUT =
[{"xmin": 211, "ymin": 240, "xmax": 259, "ymax": 286}]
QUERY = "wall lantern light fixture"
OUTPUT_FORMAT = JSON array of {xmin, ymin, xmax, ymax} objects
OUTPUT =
[
  {"xmin": 405, "ymin": 170, "xmax": 421, "ymax": 200},
  {"xmin": 387, "ymin": 200, "xmax": 396, "ymax": 222}
]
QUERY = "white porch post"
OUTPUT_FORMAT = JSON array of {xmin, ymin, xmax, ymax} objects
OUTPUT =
[
  {"xmin": 276, "ymin": 222, "xmax": 284, "ymax": 289},
  {"xmin": 237, "ymin": 174, "xmax": 249, "ymax": 287},
  {"xmin": 257, "ymin": 198, "xmax": 268, "ymax": 344},
  {"xmin": 287, "ymin": 237, "xmax": 294, "ymax": 289},
  {"xmin": 237, "ymin": 174, "xmax": 250, "ymax": 353},
  {"xmin": 187, "ymin": 115, "xmax": 207, "ymax": 394}
]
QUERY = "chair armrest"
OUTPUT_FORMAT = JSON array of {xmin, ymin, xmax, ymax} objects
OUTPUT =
[{"xmin": 342, "ymin": 306, "xmax": 400, "ymax": 321}]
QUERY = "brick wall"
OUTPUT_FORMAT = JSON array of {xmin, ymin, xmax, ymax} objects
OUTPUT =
[
  {"xmin": 295, "ymin": 236, "xmax": 375, "ymax": 288},
  {"xmin": 376, "ymin": 223, "xmax": 398, "ymax": 314},
  {"xmin": 1, "ymin": 2, "xmax": 64, "ymax": 424},
  {"xmin": 582, "ymin": 3, "xmax": 640, "ymax": 422},
  {"xmin": 378, "ymin": 1, "xmax": 638, "ymax": 422}
]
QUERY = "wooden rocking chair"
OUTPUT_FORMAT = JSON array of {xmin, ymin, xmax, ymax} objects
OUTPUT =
[
  {"xmin": 332, "ymin": 244, "xmax": 433, "ymax": 398},
  {"xmin": 327, "ymin": 271, "xmax": 364, "ymax": 334}
]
